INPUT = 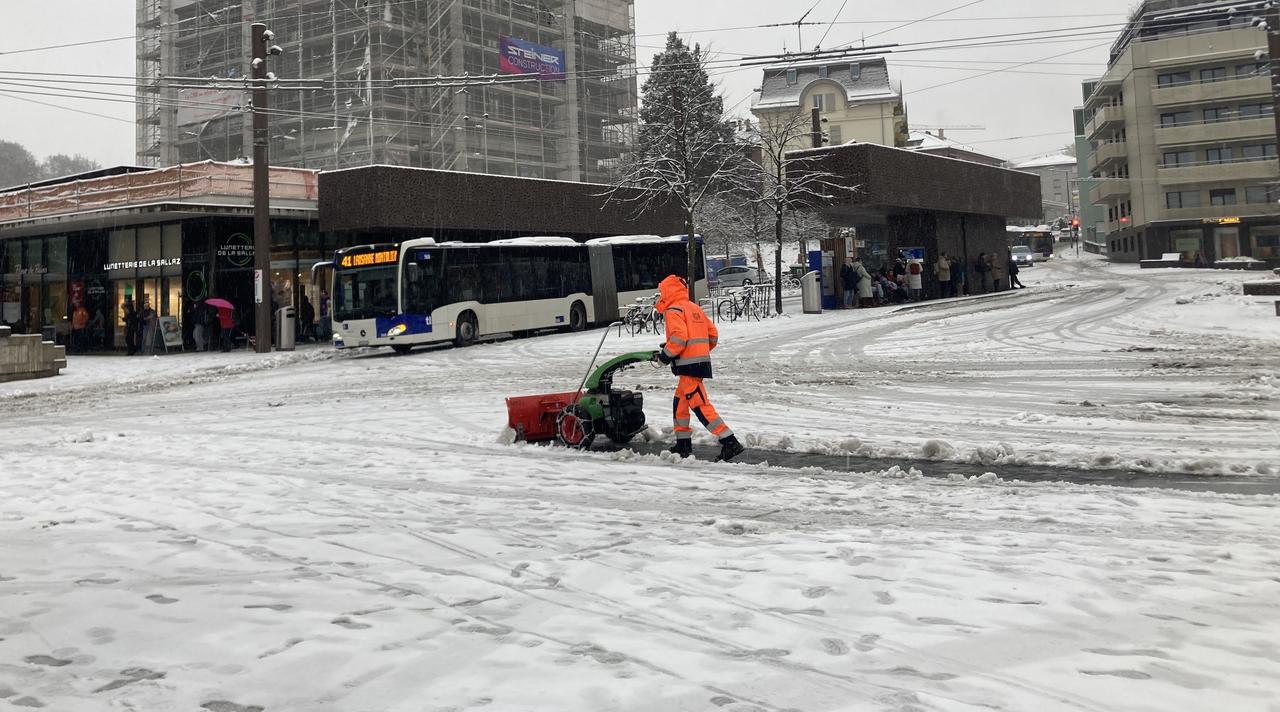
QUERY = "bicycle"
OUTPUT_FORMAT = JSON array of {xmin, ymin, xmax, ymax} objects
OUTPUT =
[
  {"xmin": 716, "ymin": 287, "xmax": 760, "ymax": 322},
  {"xmin": 619, "ymin": 295, "xmax": 663, "ymax": 336}
]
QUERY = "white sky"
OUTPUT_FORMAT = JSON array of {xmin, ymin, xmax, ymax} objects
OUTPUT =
[{"xmin": 0, "ymin": 0, "xmax": 1126, "ymax": 168}]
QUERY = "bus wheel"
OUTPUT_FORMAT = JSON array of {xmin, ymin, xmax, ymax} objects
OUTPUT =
[
  {"xmin": 568, "ymin": 301, "xmax": 587, "ymax": 332},
  {"xmin": 392, "ymin": 344, "xmax": 413, "ymax": 355},
  {"xmin": 455, "ymin": 311, "xmax": 478, "ymax": 347}
]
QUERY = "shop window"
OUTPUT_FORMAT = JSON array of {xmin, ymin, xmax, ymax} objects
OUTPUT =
[{"xmin": 1252, "ymin": 227, "xmax": 1280, "ymax": 258}]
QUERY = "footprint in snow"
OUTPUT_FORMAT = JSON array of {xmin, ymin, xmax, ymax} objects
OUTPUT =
[
  {"xmin": 331, "ymin": 617, "xmax": 371, "ymax": 630},
  {"xmin": 243, "ymin": 603, "xmax": 292, "ymax": 612},
  {"xmin": 874, "ymin": 591, "xmax": 895, "ymax": 605},
  {"xmin": 802, "ymin": 586, "xmax": 831, "ymax": 599},
  {"xmin": 23, "ymin": 655, "xmax": 72, "ymax": 667},
  {"xmin": 11, "ymin": 697, "xmax": 44, "ymax": 708},
  {"xmin": 201, "ymin": 702, "xmax": 265, "ymax": 712},
  {"xmin": 93, "ymin": 668, "xmax": 165, "ymax": 693},
  {"xmin": 145, "ymin": 594, "xmax": 177, "ymax": 605},
  {"xmin": 1080, "ymin": 669, "xmax": 1152, "ymax": 680},
  {"xmin": 820, "ymin": 638, "xmax": 850, "ymax": 656},
  {"xmin": 75, "ymin": 578, "xmax": 119, "ymax": 586},
  {"xmin": 836, "ymin": 548, "xmax": 874, "ymax": 566},
  {"xmin": 854, "ymin": 634, "xmax": 880, "ymax": 652},
  {"xmin": 510, "ymin": 562, "xmax": 530, "ymax": 578}
]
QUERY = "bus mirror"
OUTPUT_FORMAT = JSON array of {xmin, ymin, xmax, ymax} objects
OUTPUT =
[{"xmin": 406, "ymin": 263, "xmax": 421, "ymax": 283}]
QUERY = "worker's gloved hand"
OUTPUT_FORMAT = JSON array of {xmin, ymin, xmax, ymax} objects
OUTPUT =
[{"xmin": 654, "ymin": 348, "xmax": 672, "ymax": 365}]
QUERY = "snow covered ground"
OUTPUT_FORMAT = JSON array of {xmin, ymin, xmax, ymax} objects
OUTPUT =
[{"xmin": 2, "ymin": 251, "xmax": 1279, "ymax": 711}]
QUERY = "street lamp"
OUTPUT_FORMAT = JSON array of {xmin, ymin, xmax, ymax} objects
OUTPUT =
[{"xmin": 250, "ymin": 23, "xmax": 282, "ymax": 354}]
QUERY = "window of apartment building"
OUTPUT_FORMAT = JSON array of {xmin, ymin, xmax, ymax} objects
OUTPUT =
[
  {"xmin": 1210, "ymin": 188, "xmax": 1237, "ymax": 206},
  {"xmin": 786, "ymin": 68, "xmax": 798, "ymax": 85},
  {"xmin": 1166, "ymin": 190, "xmax": 1201, "ymax": 209},
  {"xmin": 1157, "ymin": 71, "xmax": 1192, "ymax": 87},
  {"xmin": 828, "ymin": 125, "xmax": 842, "ymax": 144},
  {"xmin": 1160, "ymin": 111, "xmax": 1193, "ymax": 127},
  {"xmin": 1245, "ymin": 185, "xmax": 1280, "ymax": 204},
  {"xmin": 849, "ymin": 63, "xmax": 861, "ymax": 80},
  {"xmin": 1203, "ymin": 106, "xmax": 1231, "ymax": 123},
  {"xmin": 1206, "ymin": 147, "xmax": 1233, "ymax": 164},
  {"xmin": 1200, "ymin": 67, "xmax": 1227, "ymax": 83},
  {"xmin": 1120, "ymin": 201, "xmax": 1129, "ymax": 218},
  {"xmin": 1239, "ymin": 103, "xmax": 1273, "ymax": 118},
  {"xmin": 819, "ymin": 66, "xmax": 829, "ymax": 79},
  {"xmin": 1242, "ymin": 143, "xmax": 1278, "ymax": 160},
  {"xmin": 1236, "ymin": 62, "xmax": 1269, "ymax": 77},
  {"xmin": 1163, "ymin": 150, "xmax": 1195, "ymax": 166}
]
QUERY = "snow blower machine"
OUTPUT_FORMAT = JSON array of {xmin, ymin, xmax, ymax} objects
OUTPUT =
[{"xmin": 505, "ymin": 326, "xmax": 655, "ymax": 449}]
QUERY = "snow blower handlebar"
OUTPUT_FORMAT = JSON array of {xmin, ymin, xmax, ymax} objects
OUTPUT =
[{"xmin": 573, "ymin": 321, "xmax": 623, "ymax": 401}]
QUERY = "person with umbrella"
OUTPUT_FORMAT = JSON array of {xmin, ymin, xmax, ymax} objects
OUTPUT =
[{"xmin": 205, "ymin": 298, "xmax": 236, "ymax": 351}]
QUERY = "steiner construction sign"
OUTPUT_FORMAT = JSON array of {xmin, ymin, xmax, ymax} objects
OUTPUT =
[{"xmin": 498, "ymin": 36, "xmax": 565, "ymax": 81}]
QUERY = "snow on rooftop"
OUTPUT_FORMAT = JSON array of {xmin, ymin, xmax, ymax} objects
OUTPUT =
[{"xmin": 1014, "ymin": 153, "xmax": 1078, "ymax": 169}]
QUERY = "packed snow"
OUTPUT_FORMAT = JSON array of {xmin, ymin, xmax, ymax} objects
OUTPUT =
[{"xmin": 2, "ymin": 250, "xmax": 1279, "ymax": 711}]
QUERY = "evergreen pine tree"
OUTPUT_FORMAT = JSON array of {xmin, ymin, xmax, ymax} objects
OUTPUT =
[{"xmin": 635, "ymin": 32, "xmax": 735, "ymax": 177}]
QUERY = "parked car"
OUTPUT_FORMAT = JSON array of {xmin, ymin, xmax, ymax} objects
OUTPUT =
[
  {"xmin": 1011, "ymin": 245, "xmax": 1035, "ymax": 267},
  {"xmin": 715, "ymin": 265, "xmax": 768, "ymax": 288}
]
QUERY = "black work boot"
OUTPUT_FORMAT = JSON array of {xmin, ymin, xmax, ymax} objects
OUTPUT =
[
  {"xmin": 715, "ymin": 435, "xmax": 745, "ymax": 463},
  {"xmin": 668, "ymin": 440, "xmax": 693, "ymax": 458}
]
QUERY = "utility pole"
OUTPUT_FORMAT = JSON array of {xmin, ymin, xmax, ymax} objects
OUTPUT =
[
  {"xmin": 250, "ymin": 23, "xmax": 280, "ymax": 354},
  {"xmin": 811, "ymin": 107, "xmax": 823, "ymax": 148},
  {"xmin": 1268, "ymin": 6, "xmax": 1280, "ymax": 176}
]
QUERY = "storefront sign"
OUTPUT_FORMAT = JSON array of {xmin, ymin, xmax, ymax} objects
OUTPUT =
[
  {"xmin": 86, "ymin": 281, "xmax": 106, "ymax": 298},
  {"xmin": 69, "ymin": 281, "xmax": 85, "ymax": 308},
  {"xmin": 1203, "ymin": 217, "xmax": 1241, "ymax": 225},
  {"xmin": 19, "ymin": 265, "xmax": 47, "ymax": 276},
  {"xmin": 218, "ymin": 233, "xmax": 254, "ymax": 268},
  {"xmin": 499, "ymin": 36, "xmax": 566, "ymax": 81},
  {"xmin": 103, "ymin": 258, "xmax": 181, "ymax": 272}
]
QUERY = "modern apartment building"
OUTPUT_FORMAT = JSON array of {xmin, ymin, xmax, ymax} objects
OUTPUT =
[
  {"xmin": 1073, "ymin": 94, "xmax": 1107, "ymax": 252},
  {"xmin": 751, "ymin": 56, "xmax": 908, "ymax": 152},
  {"xmin": 136, "ymin": 0, "xmax": 638, "ymax": 182},
  {"xmin": 1082, "ymin": 0, "xmax": 1279, "ymax": 264}
]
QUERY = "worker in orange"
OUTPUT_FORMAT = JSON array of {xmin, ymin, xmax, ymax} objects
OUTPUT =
[{"xmin": 652, "ymin": 274, "xmax": 745, "ymax": 462}]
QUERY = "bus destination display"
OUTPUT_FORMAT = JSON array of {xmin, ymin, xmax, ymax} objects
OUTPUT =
[{"xmin": 339, "ymin": 249, "xmax": 398, "ymax": 268}]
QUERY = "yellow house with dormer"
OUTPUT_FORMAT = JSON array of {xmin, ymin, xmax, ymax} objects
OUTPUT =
[{"xmin": 751, "ymin": 56, "xmax": 908, "ymax": 152}]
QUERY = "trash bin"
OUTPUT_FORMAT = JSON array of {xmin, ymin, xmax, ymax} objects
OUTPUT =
[
  {"xmin": 276, "ymin": 306, "xmax": 296, "ymax": 351},
  {"xmin": 801, "ymin": 270, "xmax": 822, "ymax": 314}
]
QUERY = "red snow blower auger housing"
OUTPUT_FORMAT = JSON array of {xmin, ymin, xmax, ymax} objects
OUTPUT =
[{"xmin": 505, "ymin": 325, "xmax": 653, "ymax": 448}]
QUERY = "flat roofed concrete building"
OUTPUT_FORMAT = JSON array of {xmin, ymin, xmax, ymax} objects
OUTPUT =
[{"xmin": 1082, "ymin": 0, "xmax": 1280, "ymax": 266}]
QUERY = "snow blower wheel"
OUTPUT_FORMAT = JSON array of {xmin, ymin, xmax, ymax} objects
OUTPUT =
[{"xmin": 556, "ymin": 405, "xmax": 596, "ymax": 449}]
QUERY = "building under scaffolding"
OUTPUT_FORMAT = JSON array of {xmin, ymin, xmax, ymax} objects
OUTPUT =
[{"xmin": 136, "ymin": 0, "xmax": 638, "ymax": 182}]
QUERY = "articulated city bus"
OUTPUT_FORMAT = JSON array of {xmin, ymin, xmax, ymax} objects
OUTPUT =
[
  {"xmin": 1006, "ymin": 226, "xmax": 1055, "ymax": 259},
  {"xmin": 326, "ymin": 235, "xmax": 706, "ymax": 353}
]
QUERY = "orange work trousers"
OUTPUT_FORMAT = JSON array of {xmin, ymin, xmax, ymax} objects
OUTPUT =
[{"xmin": 673, "ymin": 375, "xmax": 733, "ymax": 441}]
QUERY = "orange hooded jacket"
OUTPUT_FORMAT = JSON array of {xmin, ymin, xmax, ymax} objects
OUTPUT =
[{"xmin": 656, "ymin": 275, "xmax": 717, "ymax": 379}]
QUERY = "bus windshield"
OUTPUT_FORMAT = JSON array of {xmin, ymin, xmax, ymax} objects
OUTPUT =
[{"xmin": 334, "ymin": 264, "xmax": 398, "ymax": 321}]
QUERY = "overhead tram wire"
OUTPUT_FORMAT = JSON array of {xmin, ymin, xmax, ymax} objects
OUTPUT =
[
  {"xmin": 845, "ymin": 0, "xmax": 988, "ymax": 46},
  {"xmin": 815, "ymin": 0, "xmax": 851, "ymax": 50}
]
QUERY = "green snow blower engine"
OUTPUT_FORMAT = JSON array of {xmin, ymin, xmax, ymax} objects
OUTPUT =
[{"xmin": 505, "ymin": 327, "xmax": 655, "ymax": 448}]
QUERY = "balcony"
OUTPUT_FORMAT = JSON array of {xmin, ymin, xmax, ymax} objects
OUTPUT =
[
  {"xmin": 1085, "ymin": 105, "xmax": 1124, "ymax": 140},
  {"xmin": 1155, "ymin": 117, "xmax": 1274, "ymax": 146},
  {"xmin": 1162, "ymin": 202, "xmax": 1279, "ymax": 221},
  {"xmin": 1157, "ymin": 157, "xmax": 1280, "ymax": 186},
  {"xmin": 1151, "ymin": 75, "xmax": 1270, "ymax": 108},
  {"xmin": 1090, "ymin": 179, "xmax": 1131, "ymax": 204},
  {"xmin": 1087, "ymin": 141, "xmax": 1128, "ymax": 173}
]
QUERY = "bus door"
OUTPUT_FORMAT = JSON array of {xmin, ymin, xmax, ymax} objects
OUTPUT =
[
  {"xmin": 310, "ymin": 260, "xmax": 333, "ymax": 338},
  {"xmin": 587, "ymin": 243, "xmax": 617, "ymax": 324}
]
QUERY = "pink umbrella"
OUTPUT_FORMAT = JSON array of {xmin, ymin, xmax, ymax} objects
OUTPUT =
[{"xmin": 204, "ymin": 298, "xmax": 234, "ymax": 311}]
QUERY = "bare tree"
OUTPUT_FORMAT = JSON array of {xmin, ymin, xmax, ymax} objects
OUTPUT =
[
  {"xmin": 604, "ymin": 92, "xmax": 743, "ymax": 301},
  {"xmin": 740, "ymin": 112, "xmax": 854, "ymax": 314}
]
